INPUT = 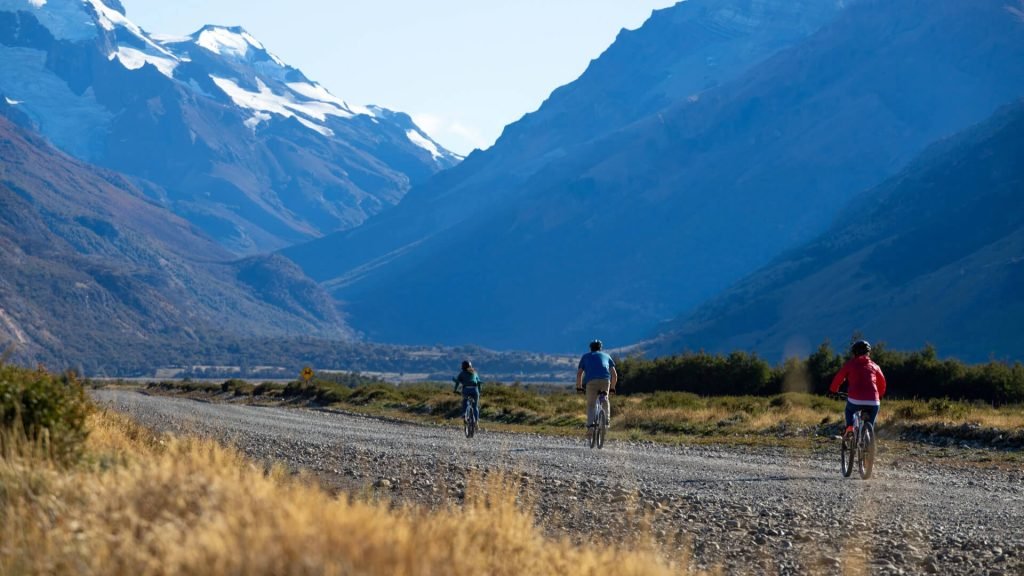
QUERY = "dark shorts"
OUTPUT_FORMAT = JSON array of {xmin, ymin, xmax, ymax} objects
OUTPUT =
[{"xmin": 845, "ymin": 402, "xmax": 879, "ymax": 428}]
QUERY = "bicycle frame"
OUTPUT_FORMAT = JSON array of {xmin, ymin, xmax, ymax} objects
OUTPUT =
[
  {"xmin": 463, "ymin": 395, "xmax": 478, "ymax": 438},
  {"xmin": 840, "ymin": 398, "xmax": 876, "ymax": 479},
  {"xmin": 589, "ymin": 391, "xmax": 609, "ymax": 449}
]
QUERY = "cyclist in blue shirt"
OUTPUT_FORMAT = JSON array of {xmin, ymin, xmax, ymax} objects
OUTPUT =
[
  {"xmin": 453, "ymin": 360, "xmax": 481, "ymax": 422},
  {"xmin": 576, "ymin": 340, "xmax": 618, "ymax": 428}
]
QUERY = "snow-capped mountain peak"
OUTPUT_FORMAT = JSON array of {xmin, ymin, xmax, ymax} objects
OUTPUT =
[
  {"xmin": 1, "ymin": 0, "xmax": 460, "ymax": 254},
  {"xmin": 190, "ymin": 24, "xmax": 286, "ymax": 67},
  {"xmin": 163, "ymin": 25, "xmax": 384, "ymax": 137}
]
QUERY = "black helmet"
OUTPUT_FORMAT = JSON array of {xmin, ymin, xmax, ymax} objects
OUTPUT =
[
  {"xmin": 589, "ymin": 339, "xmax": 603, "ymax": 352},
  {"xmin": 461, "ymin": 360, "xmax": 472, "ymax": 370},
  {"xmin": 851, "ymin": 340, "xmax": 871, "ymax": 356}
]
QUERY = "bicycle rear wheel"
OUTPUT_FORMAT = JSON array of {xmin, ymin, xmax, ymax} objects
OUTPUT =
[
  {"xmin": 596, "ymin": 413, "xmax": 607, "ymax": 449},
  {"xmin": 859, "ymin": 424, "xmax": 875, "ymax": 479},
  {"xmin": 588, "ymin": 410, "xmax": 600, "ymax": 449},
  {"xmin": 841, "ymin": 431, "xmax": 855, "ymax": 477},
  {"xmin": 464, "ymin": 404, "xmax": 474, "ymax": 438}
]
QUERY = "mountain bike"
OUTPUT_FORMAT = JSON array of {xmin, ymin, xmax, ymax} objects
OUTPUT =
[
  {"xmin": 463, "ymin": 394, "xmax": 478, "ymax": 439},
  {"xmin": 581, "ymin": 391, "xmax": 609, "ymax": 449},
  {"xmin": 836, "ymin": 392, "xmax": 875, "ymax": 479},
  {"xmin": 590, "ymin": 391, "xmax": 609, "ymax": 449}
]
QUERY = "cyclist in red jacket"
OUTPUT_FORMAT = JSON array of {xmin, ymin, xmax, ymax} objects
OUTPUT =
[{"xmin": 830, "ymin": 340, "xmax": 887, "ymax": 436}]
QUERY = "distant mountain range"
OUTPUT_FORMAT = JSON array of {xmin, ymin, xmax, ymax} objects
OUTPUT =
[
  {"xmin": 284, "ymin": 0, "xmax": 1024, "ymax": 353},
  {"xmin": 0, "ymin": 113, "xmax": 347, "ymax": 368},
  {"xmin": 3, "ymin": 0, "xmax": 1023, "ymax": 369},
  {"xmin": 0, "ymin": 0, "xmax": 459, "ymax": 254},
  {"xmin": 647, "ymin": 100, "xmax": 1024, "ymax": 362}
]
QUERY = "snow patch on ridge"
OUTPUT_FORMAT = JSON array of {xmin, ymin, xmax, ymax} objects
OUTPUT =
[
  {"xmin": 195, "ymin": 26, "xmax": 285, "ymax": 66},
  {"xmin": 197, "ymin": 27, "xmax": 258, "ymax": 58},
  {"xmin": 406, "ymin": 129, "xmax": 443, "ymax": 160},
  {"xmin": 111, "ymin": 46, "xmax": 177, "ymax": 78},
  {"xmin": 150, "ymin": 32, "xmax": 192, "ymax": 44},
  {"xmin": 211, "ymin": 75, "xmax": 339, "ymax": 137},
  {"xmin": 286, "ymin": 82, "xmax": 375, "ymax": 118},
  {"xmin": 82, "ymin": 0, "xmax": 180, "ymax": 65},
  {"xmin": 244, "ymin": 111, "xmax": 271, "ymax": 132}
]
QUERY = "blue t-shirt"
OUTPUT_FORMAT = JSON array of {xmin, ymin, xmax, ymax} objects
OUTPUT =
[{"xmin": 578, "ymin": 351, "xmax": 615, "ymax": 381}]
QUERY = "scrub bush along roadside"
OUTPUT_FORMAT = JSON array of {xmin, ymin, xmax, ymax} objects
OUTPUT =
[
  {"xmin": 1, "ymin": 409, "xmax": 686, "ymax": 576},
  {"xmin": 154, "ymin": 379, "xmax": 1024, "ymax": 444},
  {"xmin": 0, "ymin": 362, "xmax": 90, "ymax": 463}
]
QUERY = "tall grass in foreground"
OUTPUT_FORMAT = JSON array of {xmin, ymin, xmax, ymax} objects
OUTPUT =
[{"xmin": 1, "ymin": 411, "xmax": 690, "ymax": 576}]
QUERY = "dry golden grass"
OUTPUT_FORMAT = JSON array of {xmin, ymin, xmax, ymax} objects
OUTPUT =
[
  {"xmin": 1, "ymin": 411, "xmax": 695, "ymax": 576},
  {"xmin": 612, "ymin": 393, "xmax": 1024, "ymax": 437}
]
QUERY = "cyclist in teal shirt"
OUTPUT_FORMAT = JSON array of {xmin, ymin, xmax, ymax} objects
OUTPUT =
[
  {"xmin": 576, "ymin": 340, "xmax": 618, "ymax": 428},
  {"xmin": 453, "ymin": 360, "xmax": 481, "ymax": 421}
]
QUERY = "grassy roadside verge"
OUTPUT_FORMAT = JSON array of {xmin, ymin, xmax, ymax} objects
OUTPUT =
[
  {"xmin": 134, "ymin": 379, "xmax": 1024, "ymax": 455},
  {"xmin": 2, "ymin": 363, "xmax": 692, "ymax": 576}
]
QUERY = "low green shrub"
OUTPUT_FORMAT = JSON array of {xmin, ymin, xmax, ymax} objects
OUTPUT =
[
  {"xmin": 314, "ymin": 384, "xmax": 352, "ymax": 405},
  {"xmin": 641, "ymin": 391, "xmax": 703, "ymax": 410},
  {"xmin": 893, "ymin": 404, "xmax": 930, "ymax": 421},
  {"xmin": 927, "ymin": 398, "xmax": 970, "ymax": 420},
  {"xmin": 0, "ymin": 363, "xmax": 91, "ymax": 463},
  {"xmin": 252, "ymin": 382, "xmax": 282, "ymax": 397},
  {"xmin": 221, "ymin": 379, "xmax": 248, "ymax": 391},
  {"xmin": 346, "ymin": 384, "xmax": 402, "ymax": 406}
]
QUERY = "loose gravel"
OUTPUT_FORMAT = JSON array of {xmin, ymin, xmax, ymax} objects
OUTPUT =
[{"xmin": 94, "ymin": 389, "xmax": 1024, "ymax": 575}]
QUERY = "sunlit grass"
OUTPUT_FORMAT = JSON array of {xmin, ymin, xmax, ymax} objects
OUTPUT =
[{"xmin": 1, "ymin": 411, "xmax": 695, "ymax": 576}]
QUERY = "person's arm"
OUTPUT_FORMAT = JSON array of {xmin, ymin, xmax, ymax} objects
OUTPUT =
[
  {"xmin": 453, "ymin": 375, "xmax": 461, "ymax": 393},
  {"xmin": 576, "ymin": 368, "xmax": 584, "ymax": 392},
  {"xmin": 609, "ymin": 366, "xmax": 618, "ymax": 392},
  {"xmin": 829, "ymin": 363, "xmax": 849, "ymax": 394},
  {"xmin": 474, "ymin": 373, "xmax": 482, "ymax": 389},
  {"xmin": 876, "ymin": 365, "xmax": 887, "ymax": 398}
]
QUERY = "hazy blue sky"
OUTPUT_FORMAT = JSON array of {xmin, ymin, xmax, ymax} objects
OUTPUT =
[{"xmin": 123, "ymin": 0, "xmax": 678, "ymax": 155}]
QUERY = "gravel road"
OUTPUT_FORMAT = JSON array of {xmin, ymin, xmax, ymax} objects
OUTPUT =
[{"xmin": 94, "ymin": 389, "xmax": 1024, "ymax": 575}]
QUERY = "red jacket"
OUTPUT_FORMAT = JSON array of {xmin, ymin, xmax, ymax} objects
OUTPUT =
[{"xmin": 830, "ymin": 355, "xmax": 887, "ymax": 404}]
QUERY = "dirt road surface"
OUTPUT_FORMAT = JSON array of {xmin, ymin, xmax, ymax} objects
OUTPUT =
[{"xmin": 95, "ymin": 389, "xmax": 1024, "ymax": 575}]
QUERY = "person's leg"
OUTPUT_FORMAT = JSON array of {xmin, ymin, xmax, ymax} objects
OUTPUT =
[
  {"xmin": 863, "ymin": 404, "xmax": 879, "ymax": 428},
  {"xmin": 844, "ymin": 402, "xmax": 856, "ymax": 432},
  {"xmin": 600, "ymin": 380, "xmax": 611, "ymax": 424},
  {"xmin": 462, "ymin": 392, "xmax": 470, "ymax": 418},
  {"xmin": 470, "ymin": 387, "xmax": 480, "ymax": 420},
  {"xmin": 585, "ymin": 380, "xmax": 599, "ymax": 426}
]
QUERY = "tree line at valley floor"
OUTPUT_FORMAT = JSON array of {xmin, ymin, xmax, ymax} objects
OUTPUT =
[
  {"xmin": 150, "ymin": 340, "xmax": 1024, "ymax": 406},
  {"xmin": 618, "ymin": 341, "xmax": 1024, "ymax": 405}
]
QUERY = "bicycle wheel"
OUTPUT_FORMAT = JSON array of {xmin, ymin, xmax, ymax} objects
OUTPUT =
[
  {"xmin": 596, "ymin": 412, "xmax": 607, "ymax": 449},
  {"xmin": 859, "ymin": 424, "xmax": 875, "ymax": 479},
  {"xmin": 841, "ymin": 431, "xmax": 855, "ymax": 477},
  {"xmin": 589, "ymin": 412, "xmax": 599, "ymax": 449},
  {"xmin": 464, "ymin": 404, "xmax": 473, "ymax": 438}
]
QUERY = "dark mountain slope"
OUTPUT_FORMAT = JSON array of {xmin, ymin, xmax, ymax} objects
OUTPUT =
[
  {"xmin": 285, "ymin": 0, "xmax": 846, "ymax": 280},
  {"xmin": 289, "ymin": 0, "xmax": 1024, "ymax": 352},
  {"xmin": 0, "ymin": 114, "xmax": 348, "ymax": 367},
  {"xmin": 648, "ymin": 100, "xmax": 1024, "ymax": 362}
]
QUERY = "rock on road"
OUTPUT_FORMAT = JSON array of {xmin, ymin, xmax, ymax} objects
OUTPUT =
[{"xmin": 94, "ymin": 389, "xmax": 1024, "ymax": 575}]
